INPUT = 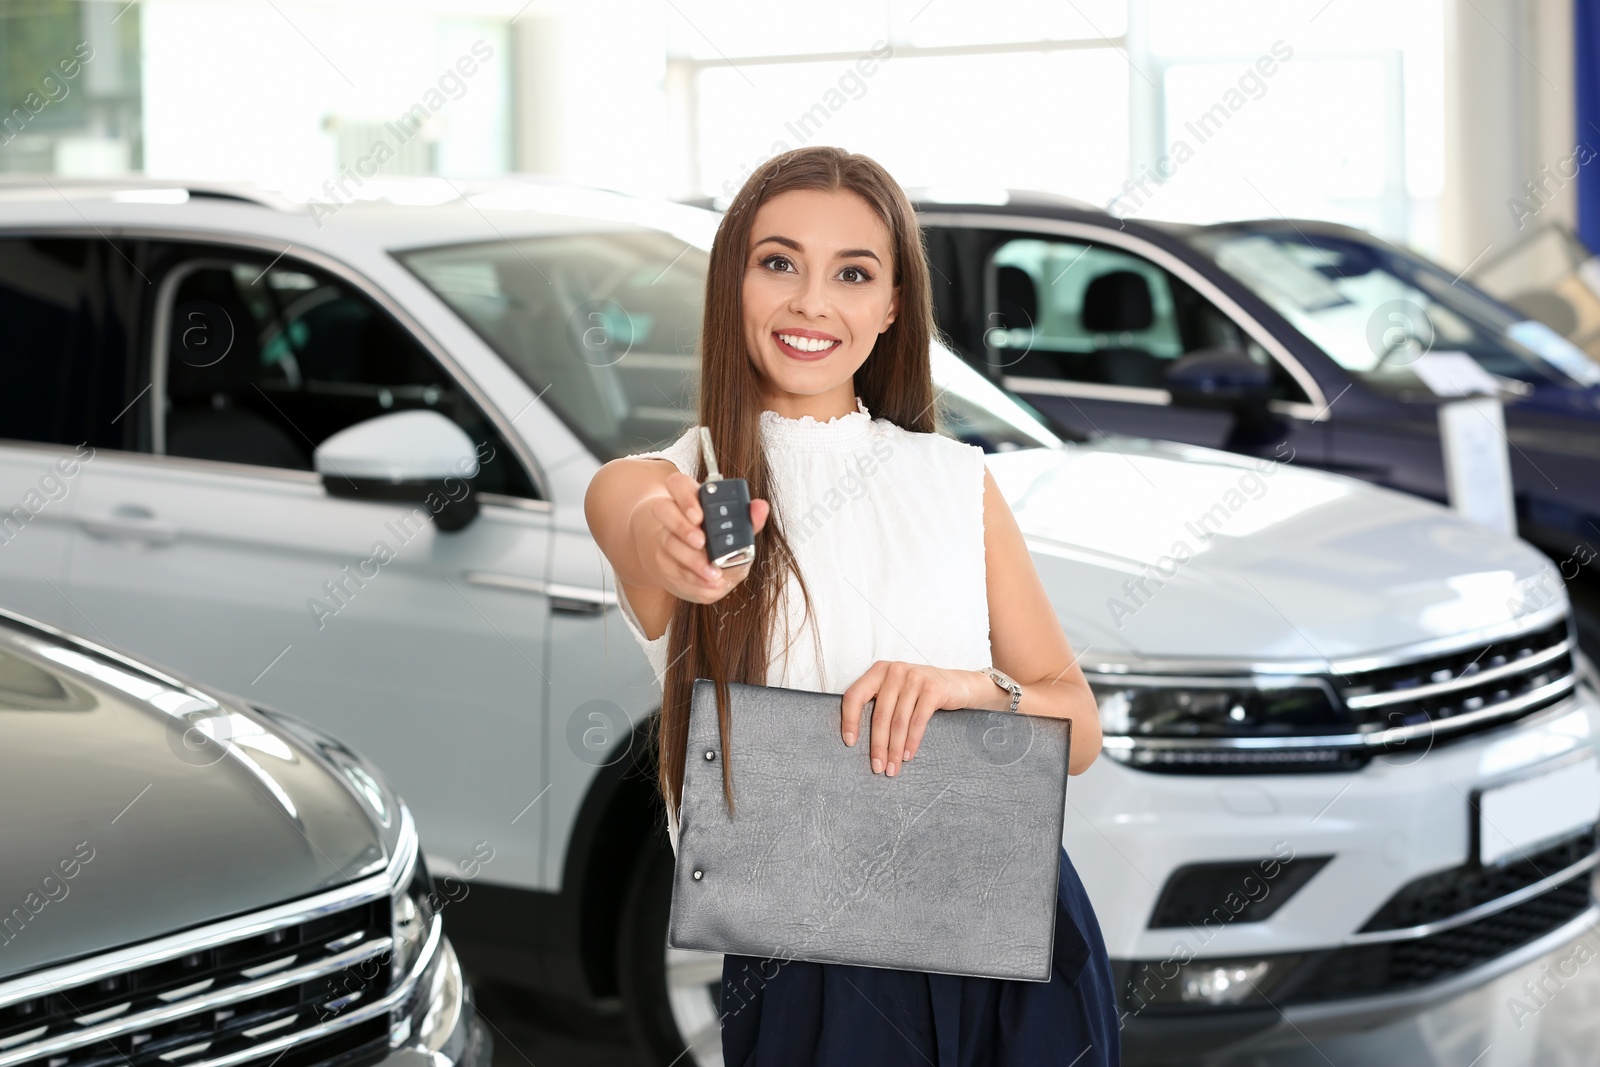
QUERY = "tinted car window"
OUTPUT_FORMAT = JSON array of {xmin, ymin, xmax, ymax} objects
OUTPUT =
[
  {"xmin": 153, "ymin": 252, "xmax": 537, "ymax": 498},
  {"xmin": 985, "ymin": 237, "xmax": 1310, "ymax": 403},
  {"xmin": 403, "ymin": 230, "xmax": 707, "ymax": 462},
  {"xmin": 0, "ymin": 238, "xmax": 137, "ymax": 450}
]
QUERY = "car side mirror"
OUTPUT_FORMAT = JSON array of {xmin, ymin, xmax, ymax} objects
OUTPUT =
[
  {"xmin": 1165, "ymin": 348, "xmax": 1274, "ymax": 412},
  {"xmin": 314, "ymin": 410, "xmax": 482, "ymax": 532}
]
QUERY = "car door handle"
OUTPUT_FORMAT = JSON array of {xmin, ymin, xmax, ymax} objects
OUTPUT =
[
  {"xmin": 80, "ymin": 506, "xmax": 180, "ymax": 545},
  {"xmin": 463, "ymin": 571, "xmax": 617, "ymax": 616},
  {"xmin": 548, "ymin": 591, "xmax": 610, "ymax": 616}
]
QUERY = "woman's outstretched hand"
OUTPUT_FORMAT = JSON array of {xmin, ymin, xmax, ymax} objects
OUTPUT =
[
  {"xmin": 840, "ymin": 660, "xmax": 992, "ymax": 778},
  {"xmin": 629, "ymin": 470, "xmax": 771, "ymax": 605}
]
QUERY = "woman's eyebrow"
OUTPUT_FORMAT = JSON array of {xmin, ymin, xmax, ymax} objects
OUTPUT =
[
  {"xmin": 752, "ymin": 235, "xmax": 883, "ymax": 264},
  {"xmin": 748, "ymin": 235, "xmax": 800, "ymax": 252}
]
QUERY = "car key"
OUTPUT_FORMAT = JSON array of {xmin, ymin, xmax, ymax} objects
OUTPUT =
[{"xmin": 697, "ymin": 426, "xmax": 756, "ymax": 568}]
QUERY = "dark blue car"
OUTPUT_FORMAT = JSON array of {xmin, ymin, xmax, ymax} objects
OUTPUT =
[{"xmin": 911, "ymin": 192, "xmax": 1600, "ymax": 657}]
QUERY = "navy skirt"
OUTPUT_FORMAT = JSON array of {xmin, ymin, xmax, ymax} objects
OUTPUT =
[{"xmin": 717, "ymin": 847, "xmax": 1120, "ymax": 1067}]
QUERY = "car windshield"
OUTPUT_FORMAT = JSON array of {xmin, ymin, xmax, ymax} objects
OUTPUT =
[
  {"xmin": 1183, "ymin": 225, "xmax": 1600, "ymax": 392},
  {"xmin": 400, "ymin": 230, "xmax": 1062, "ymax": 462}
]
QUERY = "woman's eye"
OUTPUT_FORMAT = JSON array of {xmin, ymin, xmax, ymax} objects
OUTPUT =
[
  {"xmin": 839, "ymin": 265, "xmax": 873, "ymax": 284},
  {"xmin": 761, "ymin": 254, "xmax": 796, "ymax": 273}
]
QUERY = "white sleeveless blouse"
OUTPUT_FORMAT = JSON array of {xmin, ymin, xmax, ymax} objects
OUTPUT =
[{"xmin": 613, "ymin": 397, "xmax": 993, "ymax": 852}]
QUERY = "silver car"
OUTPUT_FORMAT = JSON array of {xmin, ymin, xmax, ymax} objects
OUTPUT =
[
  {"xmin": 0, "ymin": 606, "xmax": 489, "ymax": 1067},
  {"xmin": 0, "ymin": 178, "xmax": 1595, "ymax": 1064}
]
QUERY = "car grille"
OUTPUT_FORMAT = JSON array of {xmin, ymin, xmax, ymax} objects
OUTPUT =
[
  {"xmin": 1283, "ymin": 873, "xmax": 1594, "ymax": 1004},
  {"xmin": 1339, "ymin": 618, "xmax": 1575, "ymax": 743},
  {"xmin": 1119, "ymin": 746, "xmax": 1370, "ymax": 775},
  {"xmin": 0, "ymin": 897, "xmax": 391, "ymax": 1067},
  {"xmin": 1112, "ymin": 615, "xmax": 1579, "ymax": 776},
  {"xmin": 1360, "ymin": 829, "xmax": 1598, "ymax": 932}
]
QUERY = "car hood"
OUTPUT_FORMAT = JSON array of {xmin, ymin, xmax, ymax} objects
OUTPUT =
[
  {"xmin": 0, "ymin": 619, "xmax": 391, "ymax": 981},
  {"xmin": 988, "ymin": 438, "xmax": 1562, "ymax": 665}
]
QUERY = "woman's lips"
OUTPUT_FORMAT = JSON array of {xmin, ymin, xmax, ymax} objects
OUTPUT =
[{"xmin": 773, "ymin": 331, "xmax": 841, "ymax": 361}]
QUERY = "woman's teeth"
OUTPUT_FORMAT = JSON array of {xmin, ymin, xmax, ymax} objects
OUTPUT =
[{"xmin": 777, "ymin": 333, "xmax": 839, "ymax": 353}]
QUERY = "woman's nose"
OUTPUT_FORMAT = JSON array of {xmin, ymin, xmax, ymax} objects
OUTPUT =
[{"xmin": 788, "ymin": 271, "xmax": 831, "ymax": 318}]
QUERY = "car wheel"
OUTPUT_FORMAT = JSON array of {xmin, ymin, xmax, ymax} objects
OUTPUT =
[{"xmin": 618, "ymin": 839, "xmax": 726, "ymax": 1066}]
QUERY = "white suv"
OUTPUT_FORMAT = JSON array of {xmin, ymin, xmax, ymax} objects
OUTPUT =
[{"xmin": 0, "ymin": 178, "xmax": 1595, "ymax": 1065}]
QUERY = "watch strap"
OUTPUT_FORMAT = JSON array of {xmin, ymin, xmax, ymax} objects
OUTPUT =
[{"xmin": 984, "ymin": 667, "xmax": 1022, "ymax": 714}]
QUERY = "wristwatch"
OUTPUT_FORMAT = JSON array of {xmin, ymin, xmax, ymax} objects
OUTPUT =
[{"xmin": 981, "ymin": 666, "xmax": 1023, "ymax": 715}]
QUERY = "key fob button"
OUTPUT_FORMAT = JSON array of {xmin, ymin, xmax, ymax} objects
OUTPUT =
[{"xmin": 699, "ymin": 477, "xmax": 754, "ymax": 567}]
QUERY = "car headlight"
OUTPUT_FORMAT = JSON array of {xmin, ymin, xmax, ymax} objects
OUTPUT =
[
  {"xmin": 1089, "ymin": 675, "xmax": 1368, "ymax": 773},
  {"xmin": 391, "ymin": 837, "xmax": 439, "ymax": 987},
  {"xmin": 417, "ymin": 937, "xmax": 465, "ymax": 1051},
  {"xmin": 1091, "ymin": 676, "xmax": 1348, "ymax": 738}
]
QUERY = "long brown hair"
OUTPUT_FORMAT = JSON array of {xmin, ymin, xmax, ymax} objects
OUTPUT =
[{"xmin": 656, "ymin": 145, "xmax": 940, "ymax": 821}]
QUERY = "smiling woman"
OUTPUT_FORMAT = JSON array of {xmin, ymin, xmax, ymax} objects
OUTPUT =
[
  {"xmin": 583, "ymin": 145, "xmax": 1118, "ymax": 1067},
  {"xmin": 741, "ymin": 187, "xmax": 901, "ymax": 413}
]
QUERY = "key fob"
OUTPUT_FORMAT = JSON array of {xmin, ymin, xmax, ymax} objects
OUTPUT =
[{"xmin": 699, "ymin": 478, "xmax": 755, "ymax": 568}]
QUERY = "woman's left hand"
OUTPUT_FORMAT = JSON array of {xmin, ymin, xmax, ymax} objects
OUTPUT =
[{"xmin": 840, "ymin": 660, "xmax": 982, "ymax": 777}]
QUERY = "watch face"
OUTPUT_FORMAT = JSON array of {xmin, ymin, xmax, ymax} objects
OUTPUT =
[{"xmin": 986, "ymin": 668, "xmax": 1020, "ymax": 712}]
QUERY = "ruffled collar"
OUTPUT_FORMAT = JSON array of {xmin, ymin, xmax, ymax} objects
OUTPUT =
[{"xmin": 758, "ymin": 396, "xmax": 875, "ymax": 452}]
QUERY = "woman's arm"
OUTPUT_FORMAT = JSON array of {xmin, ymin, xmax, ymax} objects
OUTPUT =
[
  {"xmin": 584, "ymin": 457, "xmax": 770, "ymax": 640},
  {"xmin": 840, "ymin": 468, "xmax": 1102, "ymax": 778},
  {"xmin": 967, "ymin": 467, "xmax": 1102, "ymax": 773}
]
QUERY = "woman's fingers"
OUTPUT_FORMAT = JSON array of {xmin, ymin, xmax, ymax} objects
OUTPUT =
[
  {"xmin": 841, "ymin": 663, "xmax": 965, "ymax": 772},
  {"xmin": 665, "ymin": 472, "xmax": 703, "ymax": 527},
  {"xmin": 645, "ymin": 493, "xmax": 705, "ymax": 554},
  {"xmin": 869, "ymin": 667, "xmax": 906, "ymax": 775},
  {"xmin": 640, "ymin": 522, "xmax": 718, "ymax": 607},
  {"xmin": 903, "ymin": 686, "xmax": 943, "ymax": 762},
  {"xmin": 665, "ymin": 550, "xmax": 727, "ymax": 602},
  {"xmin": 650, "ymin": 519, "xmax": 719, "ymax": 595},
  {"xmin": 840, "ymin": 660, "xmax": 885, "ymax": 747},
  {"xmin": 654, "ymin": 477, "xmax": 771, "ymax": 603},
  {"xmin": 656, "ymin": 520, "xmax": 717, "ymax": 579},
  {"xmin": 885, "ymin": 677, "xmax": 920, "ymax": 776},
  {"xmin": 615, "ymin": 471, "xmax": 770, "ymax": 609},
  {"xmin": 642, "ymin": 486, "xmax": 732, "ymax": 599}
]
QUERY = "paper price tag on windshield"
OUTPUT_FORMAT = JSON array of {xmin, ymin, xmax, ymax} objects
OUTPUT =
[{"xmin": 1411, "ymin": 352, "xmax": 1501, "ymax": 397}]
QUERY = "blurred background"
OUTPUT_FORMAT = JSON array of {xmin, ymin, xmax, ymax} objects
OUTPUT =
[
  {"xmin": 8, "ymin": 3, "xmax": 1600, "ymax": 1065},
  {"xmin": 0, "ymin": 0, "xmax": 1584, "ymax": 299}
]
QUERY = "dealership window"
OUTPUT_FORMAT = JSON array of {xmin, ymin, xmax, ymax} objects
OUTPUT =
[
  {"xmin": 668, "ymin": 0, "xmax": 1131, "ymax": 205},
  {"xmin": 0, "ymin": 2, "xmax": 142, "ymax": 175},
  {"xmin": 1139, "ymin": 0, "xmax": 1444, "ymax": 253},
  {"xmin": 138, "ymin": 8, "xmax": 508, "ymax": 185},
  {"xmin": 668, "ymin": 0, "xmax": 1441, "ymax": 255}
]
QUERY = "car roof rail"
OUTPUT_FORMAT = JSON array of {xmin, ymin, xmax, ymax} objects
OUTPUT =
[{"xmin": 0, "ymin": 176, "xmax": 300, "ymax": 211}]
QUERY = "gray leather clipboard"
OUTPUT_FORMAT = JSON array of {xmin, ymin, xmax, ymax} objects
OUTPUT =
[{"xmin": 668, "ymin": 678, "xmax": 1071, "ymax": 982}]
